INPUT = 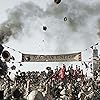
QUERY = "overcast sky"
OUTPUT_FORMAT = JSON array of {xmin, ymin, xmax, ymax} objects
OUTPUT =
[{"xmin": 0, "ymin": 0, "xmax": 100, "ymax": 78}]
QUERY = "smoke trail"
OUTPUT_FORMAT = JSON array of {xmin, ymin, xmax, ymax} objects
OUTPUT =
[{"xmin": 0, "ymin": 1, "xmax": 44, "ymax": 44}]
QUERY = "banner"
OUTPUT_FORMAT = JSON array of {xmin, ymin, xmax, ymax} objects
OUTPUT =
[{"xmin": 21, "ymin": 52, "xmax": 81, "ymax": 62}]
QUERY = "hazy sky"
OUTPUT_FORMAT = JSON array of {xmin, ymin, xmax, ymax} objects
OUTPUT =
[{"xmin": 0, "ymin": 0, "xmax": 100, "ymax": 77}]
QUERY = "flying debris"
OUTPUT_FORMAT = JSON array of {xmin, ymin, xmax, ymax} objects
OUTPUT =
[
  {"xmin": 84, "ymin": 62, "xmax": 89, "ymax": 68},
  {"xmin": 11, "ymin": 56, "xmax": 15, "ymax": 61},
  {"xmin": 54, "ymin": 0, "xmax": 61, "ymax": 4},
  {"xmin": 18, "ymin": 70, "xmax": 21, "ymax": 72},
  {"xmin": 12, "ymin": 62, "xmax": 14, "ymax": 64},
  {"xmin": 8, "ymin": 72, "xmax": 11, "ymax": 75},
  {"xmin": 20, "ymin": 63, "xmax": 23, "ymax": 66},
  {"xmin": 43, "ymin": 26, "xmax": 47, "ymax": 31},
  {"xmin": 11, "ymin": 65, "xmax": 16, "ymax": 70},
  {"xmin": 64, "ymin": 17, "xmax": 67, "ymax": 21}
]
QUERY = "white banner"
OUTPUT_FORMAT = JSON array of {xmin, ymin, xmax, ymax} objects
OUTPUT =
[{"xmin": 21, "ymin": 52, "xmax": 81, "ymax": 62}]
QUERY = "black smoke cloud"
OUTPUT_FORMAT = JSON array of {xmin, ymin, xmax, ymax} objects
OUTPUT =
[{"xmin": 0, "ymin": 1, "xmax": 44, "ymax": 44}]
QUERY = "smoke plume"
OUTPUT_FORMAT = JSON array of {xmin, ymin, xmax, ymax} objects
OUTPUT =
[
  {"xmin": 0, "ymin": 1, "xmax": 44, "ymax": 44},
  {"xmin": 43, "ymin": 0, "xmax": 100, "ymax": 53}
]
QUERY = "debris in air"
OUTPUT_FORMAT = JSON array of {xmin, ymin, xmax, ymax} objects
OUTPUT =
[
  {"xmin": 64, "ymin": 17, "xmax": 67, "ymax": 21},
  {"xmin": 11, "ymin": 65, "xmax": 16, "ymax": 70},
  {"xmin": 43, "ymin": 26, "xmax": 47, "ymax": 31},
  {"xmin": 54, "ymin": 0, "xmax": 61, "ymax": 4}
]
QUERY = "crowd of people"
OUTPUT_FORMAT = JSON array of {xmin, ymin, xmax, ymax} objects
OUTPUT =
[{"xmin": 0, "ymin": 63, "xmax": 100, "ymax": 100}]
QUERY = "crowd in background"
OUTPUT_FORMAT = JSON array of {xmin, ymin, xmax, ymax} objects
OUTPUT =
[{"xmin": 0, "ymin": 63, "xmax": 100, "ymax": 100}]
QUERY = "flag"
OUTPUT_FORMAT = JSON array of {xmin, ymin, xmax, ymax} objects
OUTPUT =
[{"xmin": 59, "ymin": 68, "xmax": 65, "ymax": 79}]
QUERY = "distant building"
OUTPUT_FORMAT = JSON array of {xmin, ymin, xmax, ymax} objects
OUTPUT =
[{"xmin": 93, "ymin": 47, "xmax": 100, "ymax": 80}]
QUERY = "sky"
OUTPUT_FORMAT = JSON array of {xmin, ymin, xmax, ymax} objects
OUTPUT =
[{"xmin": 0, "ymin": 0, "xmax": 100, "ymax": 78}]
